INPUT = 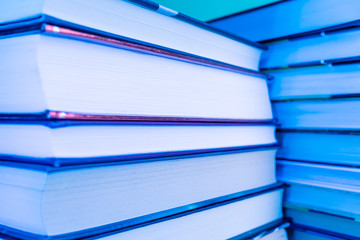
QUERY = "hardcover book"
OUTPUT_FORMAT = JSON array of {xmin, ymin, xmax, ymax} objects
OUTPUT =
[
  {"xmin": 261, "ymin": 26, "xmax": 360, "ymax": 70},
  {"xmin": 273, "ymin": 98, "xmax": 360, "ymax": 129},
  {"xmin": 277, "ymin": 131, "xmax": 360, "ymax": 166},
  {"xmin": 210, "ymin": 0, "xmax": 360, "ymax": 42},
  {"xmin": 0, "ymin": 164, "xmax": 282, "ymax": 239},
  {"xmin": 267, "ymin": 63, "xmax": 360, "ymax": 100},
  {"xmin": 0, "ymin": 122, "xmax": 276, "ymax": 165},
  {"xmin": 287, "ymin": 207, "xmax": 360, "ymax": 238},
  {"xmin": 284, "ymin": 183, "xmax": 360, "ymax": 220},
  {"xmin": 0, "ymin": 30, "xmax": 271, "ymax": 120}
]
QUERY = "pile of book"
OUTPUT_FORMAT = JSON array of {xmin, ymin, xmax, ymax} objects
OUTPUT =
[
  {"xmin": 0, "ymin": 0, "xmax": 287, "ymax": 239},
  {"xmin": 212, "ymin": 0, "xmax": 360, "ymax": 239}
]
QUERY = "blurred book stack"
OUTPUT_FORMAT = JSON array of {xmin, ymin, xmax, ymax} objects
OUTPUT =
[
  {"xmin": 0, "ymin": 0, "xmax": 286, "ymax": 239},
  {"xmin": 212, "ymin": 0, "xmax": 360, "ymax": 239}
]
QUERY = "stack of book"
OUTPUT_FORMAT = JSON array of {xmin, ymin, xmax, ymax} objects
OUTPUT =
[
  {"xmin": 0, "ymin": 0, "xmax": 287, "ymax": 239},
  {"xmin": 212, "ymin": 0, "xmax": 360, "ymax": 239}
]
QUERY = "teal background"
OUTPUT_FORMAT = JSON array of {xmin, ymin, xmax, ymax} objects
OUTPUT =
[{"xmin": 153, "ymin": 0, "xmax": 282, "ymax": 21}]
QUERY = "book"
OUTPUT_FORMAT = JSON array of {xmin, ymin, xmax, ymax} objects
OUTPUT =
[
  {"xmin": 279, "ymin": 160, "xmax": 360, "ymax": 220},
  {"xmin": 261, "ymin": 26, "xmax": 360, "ymax": 70},
  {"xmin": 0, "ymin": 122, "xmax": 276, "ymax": 165},
  {"xmin": 277, "ymin": 130, "xmax": 360, "ymax": 166},
  {"xmin": 0, "ymin": 30, "xmax": 271, "ymax": 120},
  {"xmin": 273, "ymin": 98, "xmax": 360, "ymax": 129},
  {"xmin": 284, "ymin": 183, "xmax": 360, "ymax": 220},
  {"xmin": 209, "ymin": 0, "xmax": 360, "ymax": 42},
  {"xmin": 267, "ymin": 63, "xmax": 360, "ymax": 100},
  {"xmin": 286, "ymin": 207, "xmax": 360, "ymax": 238},
  {"xmin": 0, "ymin": 163, "xmax": 282, "ymax": 239},
  {"xmin": 0, "ymin": 0, "xmax": 265, "ymax": 70},
  {"xmin": 277, "ymin": 160, "xmax": 360, "ymax": 190}
]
